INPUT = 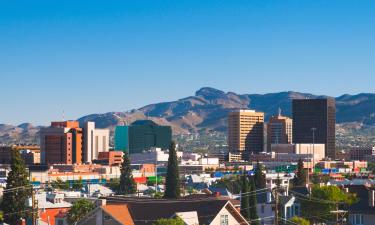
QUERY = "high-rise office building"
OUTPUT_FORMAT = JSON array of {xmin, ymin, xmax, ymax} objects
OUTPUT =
[
  {"xmin": 83, "ymin": 122, "xmax": 110, "ymax": 163},
  {"xmin": 40, "ymin": 121, "xmax": 83, "ymax": 165},
  {"xmin": 292, "ymin": 98, "xmax": 336, "ymax": 159},
  {"xmin": 267, "ymin": 112, "xmax": 293, "ymax": 152},
  {"xmin": 227, "ymin": 109, "xmax": 264, "ymax": 156},
  {"xmin": 114, "ymin": 120, "xmax": 172, "ymax": 154}
]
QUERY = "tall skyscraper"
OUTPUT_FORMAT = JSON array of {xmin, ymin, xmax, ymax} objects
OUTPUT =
[
  {"xmin": 267, "ymin": 112, "xmax": 293, "ymax": 151},
  {"xmin": 227, "ymin": 109, "xmax": 264, "ymax": 156},
  {"xmin": 292, "ymin": 98, "xmax": 336, "ymax": 159},
  {"xmin": 115, "ymin": 120, "xmax": 172, "ymax": 154},
  {"xmin": 40, "ymin": 121, "xmax": 83, "ymax": 165},
  {"xmin": 83, "ymin": 121, "xmax": 110, "ymax": 163}
]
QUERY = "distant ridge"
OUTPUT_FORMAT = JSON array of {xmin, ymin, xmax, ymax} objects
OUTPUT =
[{"xmin": 1, "ymin": 87, "xmax": 375, "ymax": 144}]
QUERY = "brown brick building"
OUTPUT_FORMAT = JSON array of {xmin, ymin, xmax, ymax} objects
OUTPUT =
[{"xmin": 40, "ymin": 121, "xmax": 83, "ymax": 165}]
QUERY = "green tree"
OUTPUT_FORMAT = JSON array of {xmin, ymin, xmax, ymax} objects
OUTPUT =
[
  {"xmin": 275, "ymin": 173, "xmax": 282, "ymax": 188},
  {"xmin": 367, "ymin": 162, "xmax": 375, "ymax": 173},
  {"xmin": 248, "ymin": 176, "xmax": 259, "ymax": 225},
  {"xmin": 254, "ymin": 161, "xmax": 266, "ymax": 189},
  {"xmin": 1, "ymin": 150, "xmax": 31, "ymax": 225},
  {"xmin": 67, "ymin": 199, "xmax": 95, "ymax": 225},
  {"xmin": 290, "ymin": 216, "xmax": 310, "ymax": 225},
  {"xmin": 0, "ymin": 211, "xmax": 3, "ymax": 223},
  {"xmin": 301, "ymin": 185, "xmax": 357, "ymax": 224},
  {"xmin": 72, "ymin": 178, "xmax": 84, "ymax": 191},
  {"xmin": 51, "ymin": 177, "xmax": 70, "ymax": 190},
  {"xmin": 240, "ymin": 175, "xmax": 250, "ymax": 220},
  {"xmin": 213, "ymin": 176, "xmax": 242, "ymax": 194},
  {"xmin": 107, "ymin": 178, "xmax": 120, "ymax": 193},
  {"xmin": 164, "ymin": 141, "xmax": 181, "ymax": 198},
  {"xmin": 119, "ymin": 151, "xmax": 136, "ymax": 195},
  {"xmin": 153, "ymin": 217, "xmax": 184, "ymax": 225},
  {"xmin": 294, "ymin": 159, "xmax": 307, "ymax": 186}
]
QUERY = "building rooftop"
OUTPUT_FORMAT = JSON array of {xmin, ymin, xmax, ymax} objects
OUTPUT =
[{"xmin": 102, "ymin": 204, "xmax": 134, "ymax": 225}]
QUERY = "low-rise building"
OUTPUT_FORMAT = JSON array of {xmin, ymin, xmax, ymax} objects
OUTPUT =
[
  {"xmin": 347, "ymin": 185, "xmax": 375, "ymax": 225},
  {"xmin": 95, "ymin": 151, "xmax": 123, "ymax": 166},
  {"xmin": 79, "ymin": 197, "xmax": 249, "ymax": 225},
  {"xmin": 350, "ymin": 146, "xmax": 375, "ymax": 161}
]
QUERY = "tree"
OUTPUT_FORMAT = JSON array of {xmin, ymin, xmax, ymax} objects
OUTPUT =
[
  {"xmin": 153, "ymin": 218, "xmax": 184, "ymax": 225},
  {"xmin": 254, "ymin": 161, "xmax": 266, "ymax": 189},
  {"xmin": 240, "ymin": 175, "xmax": 250, "ymax": 220},
  {"xmin": 248, "ymin": 176, "xmax": 259, "ymax": 225},
  {"xmin": 164, "ymin": 141, "xmax": 181, "ymax": 198},
  {"xmin": 72, "ymin": 178, "xmax": 84, "ymax": 191},
  {"xmin": 301, "ymin": 185, "xmax": 357, "ymax": 224},
  {"xmin": 51, "ymin": 177, "xmax": 70, "ymax": 190},
  {"xmin": 119, "ymin": 151, "xmax": 136, "ymax": 195},
  {"xmin": 275, "ymin": 173, "xmax": 282, "ymax": 188},
  {"xmin": 213, "ymin": 176, "xmax": 242, "ymax": 194},
  {"xmin": 1, "ymin": 150, "xmax": 31, "ymax": 225},
  {"xmin": 294, "ymin": 159, "xmax": 307, "ymax": 186},
  {"xmin": 107, "ymin": 178, "xmax": 120, "ymax": 193},
  {"xmin": 290, "ymin": 216, "xmax": 310, "ymax": 225},
  {"xmin": 67, "ymin": 199, "xmax": 95, "ymax": 224}
]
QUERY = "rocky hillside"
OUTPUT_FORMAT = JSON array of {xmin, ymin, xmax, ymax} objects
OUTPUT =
[{"xmin": 1, "ymin": 87, "xmax": 375, "ymax": 144}]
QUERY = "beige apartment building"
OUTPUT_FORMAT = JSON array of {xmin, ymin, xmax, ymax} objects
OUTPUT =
[
  {"xmin": 228, "ymin": 109, "xmax": 264, "ymax": 156},
  {"xmin": 267, "ymin": 114, "xmax": 293, "ymax": 151}
]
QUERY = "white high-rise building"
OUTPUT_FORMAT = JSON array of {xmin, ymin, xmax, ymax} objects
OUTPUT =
[{"xmin": 84, "ymin": 122, "xmax": 110, "ymax": 163}]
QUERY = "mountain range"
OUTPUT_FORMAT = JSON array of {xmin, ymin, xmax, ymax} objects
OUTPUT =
[{"xmin": 1, "ymin": 87, "xmax": 375, "ymax": 144}]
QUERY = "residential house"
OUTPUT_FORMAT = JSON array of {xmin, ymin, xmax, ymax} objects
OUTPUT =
[
  {"xmin": 347, "ymin": 185, "xmax": 375, "ymax": 225},
  {"xmin": 79, "ymin": 197, "xmax": 249, "ymax": 225},
  {"xmin": 279, "ymin": 196, "xmax": 301, "ymax": 220},
  {"xmin": 256, "ymin": 192, "xmax": 274, "ymax": 225}
]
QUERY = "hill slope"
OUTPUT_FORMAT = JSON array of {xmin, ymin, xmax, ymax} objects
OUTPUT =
[{"xmin": 1, "ymin": 87, "xmax": 375, "ymax": 144}]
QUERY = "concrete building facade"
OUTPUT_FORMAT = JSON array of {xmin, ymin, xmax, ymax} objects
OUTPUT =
[
  {"xmin": 267, "ymin": 114, "xmax": 293, "ymax": 152},
  {"xmin": 84, "ymin": 122, "xmax": 110, "ymax": 163},
  {"xmin": 228, "ymin": 110, "xmax": 264, "ymax": 157}
]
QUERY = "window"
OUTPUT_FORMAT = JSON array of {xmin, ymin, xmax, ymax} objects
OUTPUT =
[
  {"xmin": 220, "ymin": 215, "xmax": 229, "ymax": 225},
  {"xmin": 261, "ymin": 205, "xmax": 265, "ymax": 214},
  {"xmin": 294, "ymin": 205, "xmax": 300, "ymax": 216},
  {"xmin": 286, "ymin": 206, "xmax": 291, "ymax": 219},
  {"xmin": 355, "ymin": 214, "xmax": 363, "ymax": 225},
  {"xmin": 350, "ymin": 214, "xmax": 364, "ymax": 225}
]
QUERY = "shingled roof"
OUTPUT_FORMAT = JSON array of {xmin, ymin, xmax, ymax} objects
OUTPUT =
[{"xmin": 105, "ymin": 197, "xmax": 247, "ymax": 225}]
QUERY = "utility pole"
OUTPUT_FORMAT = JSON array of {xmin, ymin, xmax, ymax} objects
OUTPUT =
[
  {"xmin": 31, "ymin": 188, "xmax": 38, "ymax": 225},
  {"xmin": 273, "ymin": 187, "xmax": 279, "ymax": 225}
]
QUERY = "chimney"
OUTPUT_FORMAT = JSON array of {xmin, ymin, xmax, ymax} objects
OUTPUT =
[
  {"xmin": 96, "ymin": 199, "xmax": 106, "ymax": 207},
  {"xmin": 369, "ymin": 190, "xmax": 375, "ymax": 207}
]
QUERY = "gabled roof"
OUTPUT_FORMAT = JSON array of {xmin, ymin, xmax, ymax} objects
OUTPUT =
[
  {"xmin": 290, "ymin": 186, "xmax": 309, "ymax": 196},
  {"xmin": 102, "ymin": 204, "xmax": 135, "ymax": 225},
  {"xmin": 279, "ymin": 196, "xmax": 294, "ymax": 206},
  {"xmin": 105, "ymin": 197, "xmax": 248, "ymax": 225}
]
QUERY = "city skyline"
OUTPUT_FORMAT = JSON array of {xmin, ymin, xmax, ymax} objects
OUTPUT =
[{"xmin": 1, "ymin": 0, "xmax": 375, "ymax": 125}]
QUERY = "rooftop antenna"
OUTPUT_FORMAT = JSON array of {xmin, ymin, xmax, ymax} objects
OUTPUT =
[{"xmin": 62, "ymin": 110, "xmax": 65, "ymax": 121}]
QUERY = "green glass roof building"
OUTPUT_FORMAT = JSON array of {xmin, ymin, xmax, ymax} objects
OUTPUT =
[{"xmin": 115, "ymin": 120, "xmax": 172, "ymax": 154}]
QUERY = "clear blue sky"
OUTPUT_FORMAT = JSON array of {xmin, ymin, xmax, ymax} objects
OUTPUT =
[{"xmin": 1, "ymin": 0, "xmax": 375, "ymax": 125}]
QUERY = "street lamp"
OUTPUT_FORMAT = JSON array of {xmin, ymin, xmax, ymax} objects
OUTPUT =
[{"xmin": 311, "ymin": 128, "xmax": 316, "ymax": 174}]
